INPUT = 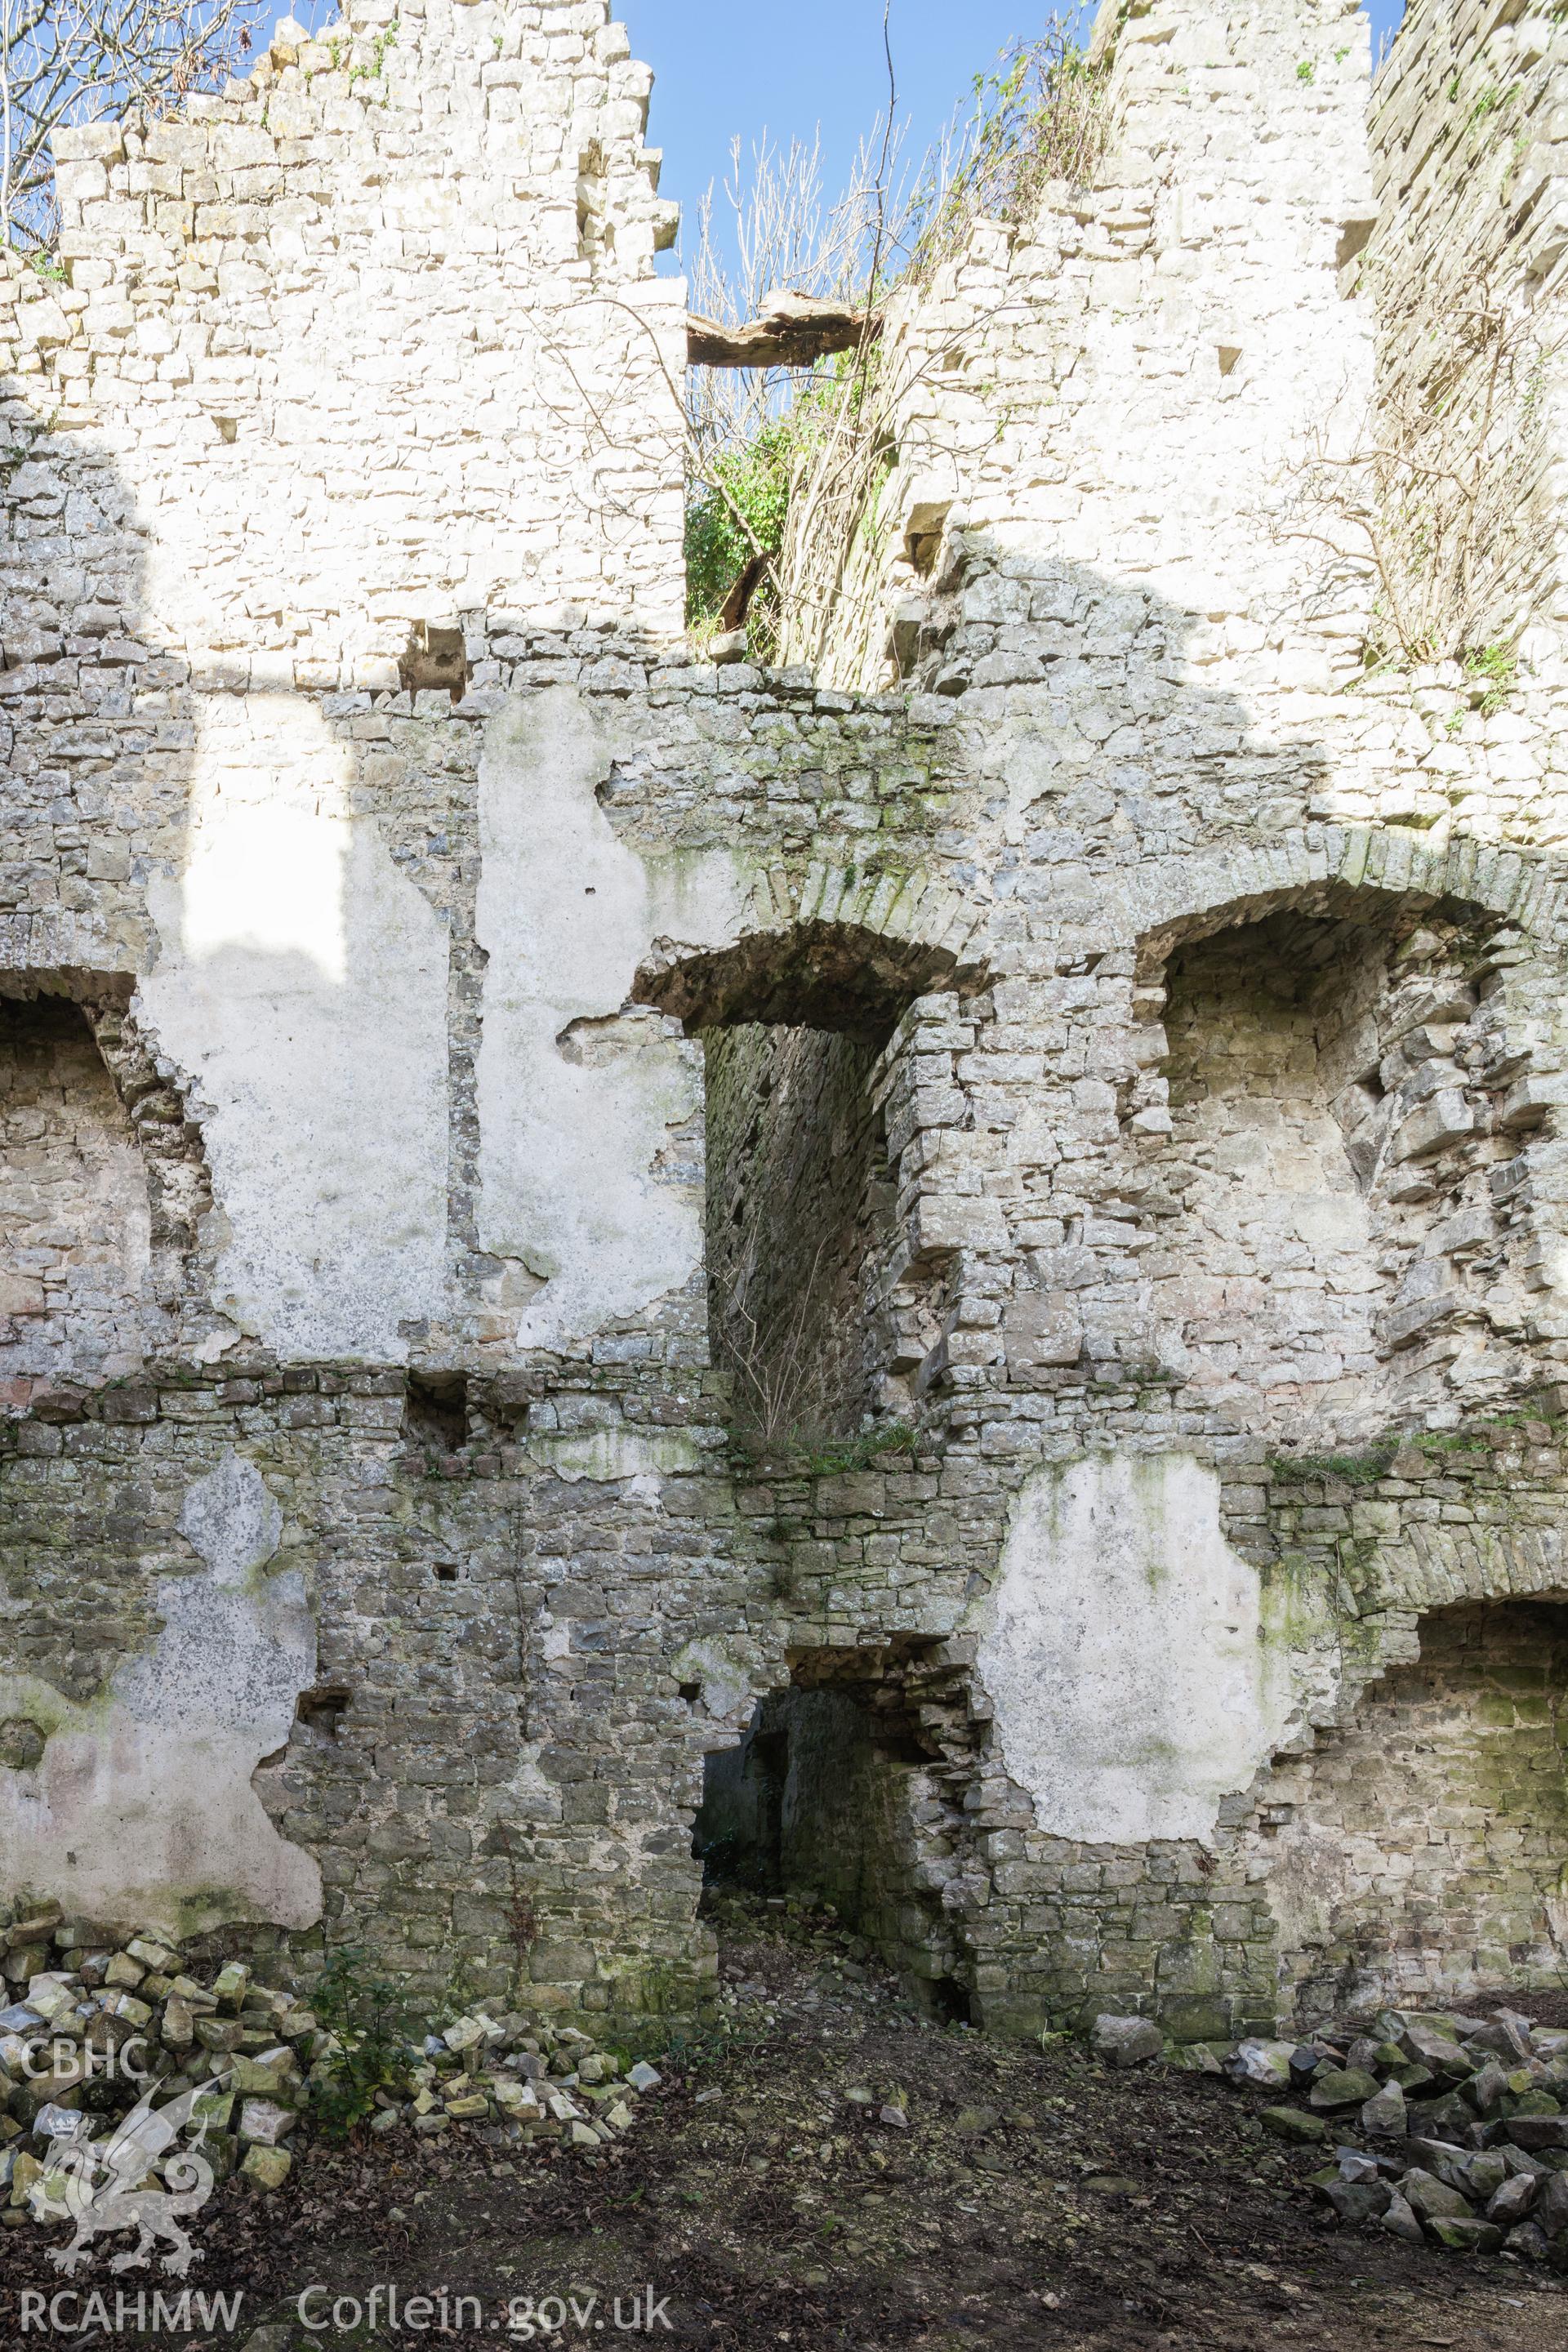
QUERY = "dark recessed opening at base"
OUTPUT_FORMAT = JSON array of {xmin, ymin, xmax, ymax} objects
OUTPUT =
[
  {"xmin": 922, "ymin": 1975, "xmax": 973, "ymax": 2027},
  {"xmin": 693, "ymin": 1672, "xmax": 974, "ymax": 2020}
]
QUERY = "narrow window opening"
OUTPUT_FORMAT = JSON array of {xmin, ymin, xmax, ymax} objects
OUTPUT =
[
  {"xmin": 904, "ymin": 497, "xmax": 951, "ymax": 576},
  {"xmin": 398, "ymin": 621, "xmax": 471, "ymax": 705},
  {"xmin": 404, "ymin": 1369, "xmax": 467, "ymax": 1451},
  {"xmin": 296, "ymin": 1685, "xmax": 350, "ymax": 1744}
]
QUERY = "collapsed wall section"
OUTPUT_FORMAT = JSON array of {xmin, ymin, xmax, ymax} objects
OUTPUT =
[
  {"xmin": 1263, "ymin": 1601, "xmax": 1568, "ymax": 2023},
  {"xmin": 0, "ymin": 997, "xmax": 151, "ymax": 1383}
]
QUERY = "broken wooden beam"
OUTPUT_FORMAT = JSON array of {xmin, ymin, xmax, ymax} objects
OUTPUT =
[{"xmin": 686, "ymin": 288, "xmax": 882, "ymax": 369}]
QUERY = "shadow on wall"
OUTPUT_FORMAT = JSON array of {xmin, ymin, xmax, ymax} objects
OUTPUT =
[
  {"xmin": 14, "ymin": 354, "xmax": 1560, "ymax": 2016},
  {"xmin": 1, "ymin": 368, "xmax": 722, "ymax": 1981},
  {"xmin": 2, "ymin": 388, "xmax": 453, "ymax": 1372},
  {"xmin": 0, "ymin": 385, "xmax": 454, "ymax": 1944}
]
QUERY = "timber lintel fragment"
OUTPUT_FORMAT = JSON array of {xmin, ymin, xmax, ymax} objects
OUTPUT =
[{"xmin": 686, "ymin": 288, "xmax": 882, "ymax": 369}]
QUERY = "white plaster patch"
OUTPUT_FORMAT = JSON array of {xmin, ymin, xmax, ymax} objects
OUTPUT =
[
  {"xmin": 0, "ymin": 1452, "xmax": 320, "ymax": 1934},
  {"xmin": 524, "ymin": 1428, "xmax": 701, "ymax": 1483},
  {"xmin": 140, "ymin": 693, "xmax": 449, "ymax": 1360},
  {"xmin": 180, "ymin": 1448, "xmax": 284, "ymax": 1584},
  {"xmin": 474, "ymin": 687, "xmax": 746, "ymax": 1348},
  {"xmin": 975, "ymin": 1454, "xmax": 1312, "ymax": 1846}
]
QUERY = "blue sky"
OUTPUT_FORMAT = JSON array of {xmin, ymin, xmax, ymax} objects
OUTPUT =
[{"xmin": 619, "ymin": 0, "xmax": 1409, "ymax": 287}]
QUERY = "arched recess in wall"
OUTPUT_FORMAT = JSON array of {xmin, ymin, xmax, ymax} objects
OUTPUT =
[
  {"xmin": 1254, "ymin": 1597, "xmax": 1568, "ymax": 2026},
  {"xmin": 0, "ymin": 969, "xmax": 214, "ymax": 1385},
  {"xmin": 1130, "ymin": 863, "xmax": 1550, "ymax": 1439},
  {"xmin": 634, "ymin": 914, "xmax": 987, "ymax": 1448}
]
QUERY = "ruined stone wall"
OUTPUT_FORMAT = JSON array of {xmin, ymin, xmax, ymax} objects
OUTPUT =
[
  {"xmin": 39, "ymin": 0, "xmax": 684, "ymax": 657},
  {"xmin": 814, "ymin": 0, "xmax": 1376, "ymax": 715},
  {"xmin": 0, "ymin": 0, "xmax": 708, "ymax": 1372},
  {"xmin": 810, "ymin": 0, "xmax": 1568, "ymax": 863},
  {"xmin": 717, "ymin": 1418, "xmax": 1568, "ymax": 2042},
  {"xmin": 1237, "ymin": 1418, "xmax": 1568, "ymax": 2030},
  {"xmin": 0, "ymin": 1354, "xmax": 743, "ymax": 2018},
  {"xmin": 1369, "ymin": 0, "xmax": 1568, "ymax": 661},
  {"xmin": 7, "ymin": 0, "xmax": 1568, "ymax": 2050}
]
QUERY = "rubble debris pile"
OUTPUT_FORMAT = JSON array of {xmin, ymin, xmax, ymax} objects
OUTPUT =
[
  {"xmin": 0, "ymin": 1901, "xmax": 663, "ymax": 2237},
  {"xmin": 1097, "ymin": 2004, "xmax": 1568, "ymax": 2263}
]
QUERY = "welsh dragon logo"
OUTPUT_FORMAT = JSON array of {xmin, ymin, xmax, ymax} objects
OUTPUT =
[{"xmin": 30, "ymin": 2072, "xmax": 226, "ymax": 2277}]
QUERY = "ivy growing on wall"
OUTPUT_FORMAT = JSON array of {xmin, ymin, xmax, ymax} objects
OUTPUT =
[{"xmin": 684, "ymin": 420, "xmax": 793, "ymax": 643}]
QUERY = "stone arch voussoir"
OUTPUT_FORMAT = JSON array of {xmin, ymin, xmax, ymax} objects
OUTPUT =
[
  {"xmin": 1375, "ymin": 1523, "xmax": 1568, "ymax": 1624},
  {"xmin": 1128, "ymin": 827, "xmax": 1566, "ymax": 978},
  {"xmin": 633, "ymin": 859, "xmax": 989, "ymax": 1041}
]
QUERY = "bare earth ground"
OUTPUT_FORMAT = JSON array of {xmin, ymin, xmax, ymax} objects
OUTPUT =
[{"xmin": 2, "ymin": 1894, "xmax": 1566, "ymax": 2350}]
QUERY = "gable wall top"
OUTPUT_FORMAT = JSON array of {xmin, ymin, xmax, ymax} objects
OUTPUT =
[{"xmin": 1, "ymin": 0, "xmax": 688, "ymax": 680}]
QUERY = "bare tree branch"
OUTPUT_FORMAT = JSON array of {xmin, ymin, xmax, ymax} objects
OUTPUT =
[
  {"xmin": 2, "ymin": 0, "xmax": 280, "ymax": 250},
  {"xmin": 1276, "ymin": 270, "xmax": 1560, "ymax": 670}
]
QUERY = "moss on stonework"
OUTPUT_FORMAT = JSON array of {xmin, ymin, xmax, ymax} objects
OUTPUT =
[
  {"xmin": 733, "ymin": 1423, "xmax": 919, "ymax": 1477},
  {"xmin": 1257, "ymin": 1550, "xmax": 1339, "ymax": 1655},
  {"xmin": 1416, "ymin": 1406, "xmax": 1566, "ymax": 1452},
  {"xmin": 1268, "ymin": 1407, "xmax": 1568, "ymax": 1493},
  {"xmin": 1267, "ymin": 1441, "xmax": 1396, "ymax": 1486}
]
